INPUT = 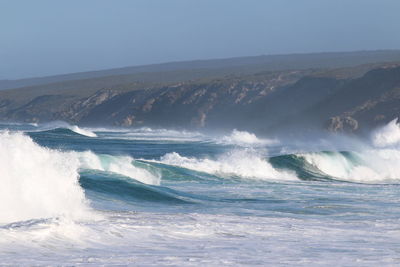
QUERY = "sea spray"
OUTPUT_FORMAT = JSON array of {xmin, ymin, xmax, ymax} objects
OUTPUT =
[
  {"xmin": 372, "ymin": 118, "xmax": 400, "ymax": 147},
  {"xmin": 218, "ymin": 129, "xmax": 278, "ymax": 147},
  {"xmin": 274, "ymin": 120, "xmax": 400, "ymax": 183},
  {"xmin": 0, "ymin": 131, "xmax": 92, "ymax": 223},
  {"xmin": 32, "ymin": 121, "xmax": 97, "ymax": 137}
]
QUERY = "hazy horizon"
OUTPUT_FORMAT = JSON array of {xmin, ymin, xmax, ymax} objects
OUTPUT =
[{"xmin": 1, "ymin": 0, "xmax": 400, "ymax": 79}]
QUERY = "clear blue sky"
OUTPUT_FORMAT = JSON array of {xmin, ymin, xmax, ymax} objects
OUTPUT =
[{"xmin": 1, "ymin": 0, "xmax": 399, "ymax": 79}]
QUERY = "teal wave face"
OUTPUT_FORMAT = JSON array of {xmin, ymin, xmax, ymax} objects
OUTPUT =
[
  {"xmin": 79, "ymin": 170, "xmax": 193, "ymax": 205},
  {"xmin": 269, "ymin": 151, "xmax": 361, "ymax": 181},
  {"xmin": 30, "ymin": 128, "xmax": 83, "ymax": 137}
]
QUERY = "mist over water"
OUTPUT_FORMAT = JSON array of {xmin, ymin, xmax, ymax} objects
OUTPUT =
[{"xmin": 1, "ymin": 121, "xmax": 400, "ymax": 265}]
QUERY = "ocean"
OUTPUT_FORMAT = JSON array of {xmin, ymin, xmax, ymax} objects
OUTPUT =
[{"xmin": 1, "ymin": 121, "xmax": 400, "ymax": 266}]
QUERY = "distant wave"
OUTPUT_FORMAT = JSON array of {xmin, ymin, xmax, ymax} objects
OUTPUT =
[
  {"xmin": 67, "ymin": 127, "xmax": 278, "ymax": 148},
  {"xmin": 217, "ymin": 129, "xmax": 278, "ymax": 147},
  {"xmin": 91, "ymin": 127, "xmax": 205, "ymax": 142},
  {"xmin": 0, "ymin": 131, "xmax": 93, "ymax": 224},
  {"xmin": 96, "ymin": 128, "xmax": 279, "ymax": 147},
  {"xmin": 29, "ymin": 121, "xmax": 97, "ymax": 137}
]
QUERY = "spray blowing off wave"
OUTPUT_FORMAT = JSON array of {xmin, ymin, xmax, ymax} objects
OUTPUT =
[
  {"xmin": 157, "ymin": 149, "xmax": 296, "ymax": 181},
  {"xmin": 0, "ymin": 131, "xmax": 92, "ymax": 224},
  {"xmin": 371, "ymin": 118, "xmax": 400, "ymax": 148},
  {"xmin": 77, "ymin": 151, "xmax": 161, "ymax": 185},
  {"xmin": 299, "ymin": 118, "xmax": 400, "ymax": 183}
]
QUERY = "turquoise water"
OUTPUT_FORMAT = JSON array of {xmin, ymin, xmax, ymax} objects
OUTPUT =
[{"xmin": 1, "ymin": 122, "xmax": 400, "ymax": 265}]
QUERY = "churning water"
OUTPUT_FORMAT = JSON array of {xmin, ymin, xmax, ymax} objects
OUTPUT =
[{"xmin": 1, "ymin": 121, "xmax": 400, "ymax": 265}]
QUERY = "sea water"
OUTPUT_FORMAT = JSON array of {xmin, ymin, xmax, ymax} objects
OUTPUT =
[{"xmin": 1, "ymin": 121, "xmax": 400, "ymax": 265}]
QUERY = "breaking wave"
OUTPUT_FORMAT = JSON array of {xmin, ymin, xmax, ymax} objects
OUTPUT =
[
  {"xmin": 157, "ymin": 149, "xmax": 296, "ymax": 181},
  {"xmin": 77, "ymin": 151, "xmax": 161, "ymax": 185},
  {"xmin": 263, "ymin": 119, "xmax": 400, "ymax": 184},
  {"xmin": 287, "ymin": 149, "xmax": 400, "ymax": 183},
  {"xmin": 0, "ymin": 131, "xmax": 92, "ymax": 224},
  {"xmin": 0, "ymin": 130, "xmax": 161, "ymax": 224}
]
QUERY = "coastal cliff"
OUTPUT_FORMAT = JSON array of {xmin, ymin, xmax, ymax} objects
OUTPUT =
[{"xmin": 1, "ymin": 52, "xmax": 400, "ymax": 135}]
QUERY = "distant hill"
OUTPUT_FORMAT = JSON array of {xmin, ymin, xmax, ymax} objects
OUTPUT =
[
  {"xmin": 1, "ymin": 50, "xmax": 400, "ymax": 91},
  {"xmin": 1, "ymin": 50, "xmax": 400, "ymax": 136}
]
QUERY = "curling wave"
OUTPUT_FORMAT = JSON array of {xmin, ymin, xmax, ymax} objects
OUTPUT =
[
  {"xmin": 31, "ymin": 121, "xmax": 97, "ymax": 137},
  {"xmin": 156, "ymin": 149, "xmax": 297, "ymax": 181},
  {"xmin": 79, "ymin": 172, "xmax": 192, "ymax": 204},
  {"xmin": 282, "ymin": 149, "xmax": 400, "ymax": 183},
  {"xmin": 99, "ymin": 127, "xmax": 203, "ymax": 142}
]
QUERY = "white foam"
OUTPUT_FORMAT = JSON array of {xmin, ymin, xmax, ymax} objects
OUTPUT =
[
  {"xmin": 158, "ymin": 149, "xmax": 296, "ymax": 181},
  {"xmin": 69, "ymin": 125, "xmax": 97, "ymax": 137},
  {"xmin": 371, "ymin": 118, "xmax": 400, "ymax": 147},
  {"xmin": 33, "ymin": 121, "xmax": 97, "ymax": 137},
  {"xmin": 218, "ymin": 129, "xmax": 278, "ymax": 147},
  {"xmin": 297, "ymin": 119, "xmax": 400, "ymax": 182},
  {"xmin": 301, "ymin": 149, "xmax": 400, "ymax": 183},
  {"xmin": 95, "ymin": 127, "xmax": 204, "ymax": 142},
  {"xmin": 78, "ymin": 151, "xmax": 161, "ymax": 185},
  {"xmin": 0, "ymin": 131, "xmax": 92, "ymax": 224}
]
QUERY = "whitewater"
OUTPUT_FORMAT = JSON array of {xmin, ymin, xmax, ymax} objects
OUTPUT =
[{"xmin": 1, "ymin": 122, "xmax": 400, "ymax": 265}]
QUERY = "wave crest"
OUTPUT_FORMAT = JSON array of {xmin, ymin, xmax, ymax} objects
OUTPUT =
[
  {"xmin": 371, "ymin": 118, "xmax": 400, "ymax": 147},
  {"xmin": 33, "ymin": 121, "xmax": 97, "ymax": 137}
]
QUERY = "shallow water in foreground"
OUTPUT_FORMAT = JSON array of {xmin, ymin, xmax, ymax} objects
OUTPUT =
[{"xmin": 1, "ymin": 122, "xmax": 400, "ymax": 266}]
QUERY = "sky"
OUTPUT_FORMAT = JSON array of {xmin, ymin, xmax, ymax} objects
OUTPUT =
[{"xmin": 1, "ymin": 0, "xmax": 399, "ymax": 79}]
